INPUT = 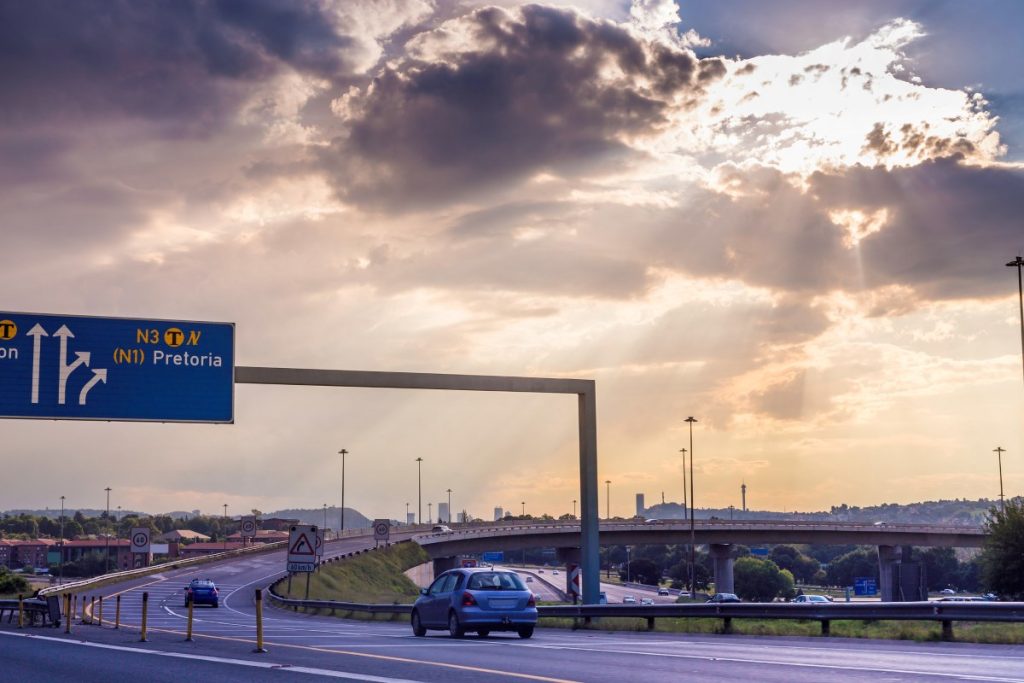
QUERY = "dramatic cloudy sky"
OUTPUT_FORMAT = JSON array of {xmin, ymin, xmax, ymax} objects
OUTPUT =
[{"xmin": 2, "ymin": 0, "xmax": 1023, "ymax": 519}]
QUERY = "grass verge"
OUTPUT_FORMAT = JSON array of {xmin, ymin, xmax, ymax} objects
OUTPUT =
[{"xmin": 275, "ymin": 542, "xmax": 429, "ymax": 621}]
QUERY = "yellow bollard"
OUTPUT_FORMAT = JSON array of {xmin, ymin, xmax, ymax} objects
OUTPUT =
[
  {"xmin": 81, "ymin": 594, "xmax": 87, "ymax": 623},
  {"xmin": 17, "ymin": 594, "xmax": 24, "ymax": 629},
  {"xmin": 253, "ymin": 589, "xmax": 267, "ymax": 653},
  {"xmin": 140, "ymin": 592, "xmax": 148, "ymax": 642},
  {"xmin": 115, "ymin": 595, "xmax": 121, "ymax": 629},
  {"xmin": 98, "ymin": 595, "xmax": 104, "ymax": 627},
  {"xmin": 185, "ymin": 593, "xmax": 194, "ymax": 641},
  {"xmin": 64, "ymin": 594, "xmax": 72, "ymax": 634}
]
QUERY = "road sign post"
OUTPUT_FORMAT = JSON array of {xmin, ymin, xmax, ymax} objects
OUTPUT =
[
  {"xmin": 130, "ymin": 527, "xmax": 151, "ymax": 568},
  {"xmin": 286, "ymin": 525, "xmax": 318, "ymax": 573},
  {"xmin": 240, "ymin": 516, "xmax": 257, "ymax": 544},
  {"xmin": 373, "ymin": 519, "xmax": 390, "ymax": 548},
  {"xmin": 0, "ymin": 311, "xmax": 234, "ymax": 422}
]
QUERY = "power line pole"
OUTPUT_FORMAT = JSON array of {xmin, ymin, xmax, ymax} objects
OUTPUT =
[
  {"xmin": 415, "ymin": 457, "xmax": 423, "ymax": 524},
  {"xmin": 339, "ymin": 449, "xmax": 348, "ymax": 536},
  {"xmin": 104, "ymin": 487, "xmax": 112, "ymax": 573},
  {"xmin": 1008, "ymin": 256, "xmax": 1024, "ymax": 386},
  {"xmin": 685, "ymin": 417, "xmax": 698, "ymax": 599},
  {"xmin": 995, "ymin": 447, "xmax": 1006, "ymax": 512}
]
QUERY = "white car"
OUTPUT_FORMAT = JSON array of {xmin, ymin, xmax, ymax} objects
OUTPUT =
[
  {"xmin": 552, "ymin": 570, "xmax": 559, "ymax": 575},
  {"xmin": 622, "ymin": 595, "xmax": 637, "ymax": 604},
  {"xmin": 940, "ymin": 588, "xmax": 956, "ymax": 595},
  {"xmin": 791, "ymin": 594, "xmax": 831, "ymax": 604},
  {"xmin": 640, "ymin": 597, "xmax": 654, "ymax": 606}
]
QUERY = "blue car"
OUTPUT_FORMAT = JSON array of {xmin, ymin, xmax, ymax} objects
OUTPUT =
[
  {"xmin": 184, "ymin": 579, "xmax": 219, "ymax": 608},
  {"xmin": 411, "ymin": 568, "xmax": 537, "ymax": 639}
]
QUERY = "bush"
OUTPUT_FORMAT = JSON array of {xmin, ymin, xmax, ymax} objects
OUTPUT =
[
  {"xmin": 734, "ymin": 557, "xmax": 795, "ymax": 602},
  {"xmin": 0, "ymin": 567, "xmax": 30, "ymax": 595},
  {"xmin": 980, "ymin": 500, "xmax": 1024, "ymax": 600}
]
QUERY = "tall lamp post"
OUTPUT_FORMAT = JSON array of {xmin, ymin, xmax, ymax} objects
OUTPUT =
[
  {"xmin": 679, "ymin": 448, "xmax": 688, "ymax": 517},
  {"xmin": 223, "ymin": 503, "xmax": 228, "ymax": 551},
  {"xmin": 428, "ymin": 502, "xmax": 433, "ymax": 524},
  {"xmin": 415, "ymin": 457, "xmax": 423, "ymax": 524},
  {"xmin": 446, "ymin": 488, "xmax": 452, "ymax": 524},
  {"xmin": 572, "ymin": 499, "xmax": 577, "ymax": 518},
  {"xmin": 1008, "ymin": 256, "xmax": 1024, "ymax": 386},
  {"xmin": 995, "ymin": 447, "xmax": 1006, "ymax": 512},
  {"xmin": 521, "ymin": 501, "xmax": 526, "ymax": 517},
  {"xmin": 59, "ymin": 495, "xmax": 65, "ymax": 585},
  {"xmin": 104, "ymin": 487, "xmax": 112, "ymax": 573},
  {"xmin": 605, "ymin": 480, "xmax": 611, "ymax": 520},
  {"xmin": 405, "ymin": 502, "xmax": 410, "ymax": 525},
  {"xmin": 339, "ymin": 449, "xmax": 348, "ymax": 536},
  {"xmin": 323, "ymin": 503, "xmax": 328, "ymax": 536},
  {"xmin": 685, "ymin": 416, "xmax": 698, "ymax": 599}
]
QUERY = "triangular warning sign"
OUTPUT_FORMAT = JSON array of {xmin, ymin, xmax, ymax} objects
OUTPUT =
[{"xmin": 290, "ymin": 533, "xmax": 315, "ymax": 555}]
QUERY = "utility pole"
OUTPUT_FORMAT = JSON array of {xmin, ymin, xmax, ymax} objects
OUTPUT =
[
  {"xmin": 995, "ymin": 447, "xmax": 1006, "ymax": 512},
  {"xmin": 59, "ymin": 495, "xmax": 65, "ymax": 585},
  {"xmin": 573, "ymin": 499, "xmax": 577, "ymax": 518},
  {"xmin": 679, "ymin": 448, "xmax": 688, "ymax": 517},
  {"xmin": 742, "ymin": 482, "xmax": 747, "ymax": 513},
  {"xmin": 1007, "ymin": 256, "xmax": 1024, "ymax": 386},
  {"xmin": 104, "ymin": 487, "xmax": 111, "ymax": 573},
  {"xmin": 223, "ymin": 503, "xmax": 228, "ymax": 551},
  {"xmin": 605, "ymin": 480, "xmax": 611, "ymax": 519},
  {"xmin": 339, "ymin": 449, "xmax": 348, "ymax": 535},
  {"xmin": 415, "ymin": 458, "xmax": 423, "ymax": 524},
  {"xmin": 685, "ymin": 417, "xmax": 698, "ymax": 599}
]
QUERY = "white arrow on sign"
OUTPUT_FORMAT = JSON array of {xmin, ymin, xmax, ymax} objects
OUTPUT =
[
  {"xmin": 78, "ymin": 368, "xmax": 107, "ymax": 405},
  {"xmin": 55, "ymin": 325, "xmax": 90, "ymax": 405},
  {"xmin": 27, "ymin": 324, "xmax": 47, "ymax": 404}
]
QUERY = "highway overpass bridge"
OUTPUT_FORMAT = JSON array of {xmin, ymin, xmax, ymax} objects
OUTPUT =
[{"xmin": 416, "ymin": 520, "xmax": 987, "ymax": 602}]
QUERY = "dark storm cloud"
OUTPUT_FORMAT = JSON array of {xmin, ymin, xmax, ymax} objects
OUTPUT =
[
  {"xmin": 0, "ymin": 0, "xmax": 352, "ymax": 132},
  {"xmin": 643, "ymin": 157, "xmax": 1024, "ymax": 302},
  {"xmin": 324, "ymin": 4, "xmax": 726, "ymax": 208}
]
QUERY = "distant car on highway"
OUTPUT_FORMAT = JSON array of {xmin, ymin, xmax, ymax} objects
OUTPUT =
[
  {"xmin": 431, "ymin": 525, "xmax": 453, "ymax": 533},
  {"xmin": 640, "ymin": 597, "xmax": 654, "ymax": 606},
  {"xmin": 525, "ymin": 576, "xmax": 533, "ymax": 582},
  {"xmin": 552, "ymin": 570, "xmax": 559, "ymax": 575},
  {"xmin": 706, "ymin": 593, "xmax": 742, "ymax": 603},
  {"xmin": 935, "ymin": 596, "xmax": 986, "ymax": 602},
  {"xmin": 657, "ymin": 587, "xmax": 670, "ymax": 596},
  {"xmin": 983, "ymin": 593, "xmax": 998, "ymax": 601},
  {"xmin": 411, "ymin": 568, "xmax": 537, "ymax": 639},
  {"xmin": 622, "ymin": 595, "xmax": 637, "ymax": 604},
  {"xmin": 940, "ymin": 588, "xmax": 956, "ymax": 595},
  {"xmin": 184, "ymin": 579, "xmax": 219, "ymax": 608},
  {"xmin": 791, "ymin": 595, "xmax": 831, "ymax": 604}
]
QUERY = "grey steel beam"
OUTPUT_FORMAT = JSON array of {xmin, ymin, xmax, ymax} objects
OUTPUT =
[{"xmin": 235, "ymin": 365, "xmax": 603, "ymax": 604}]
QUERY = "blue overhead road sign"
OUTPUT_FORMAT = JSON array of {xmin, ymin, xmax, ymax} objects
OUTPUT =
[{"xmin": 0, "ymin": 312, "xmax": 233, "ymax": 422}]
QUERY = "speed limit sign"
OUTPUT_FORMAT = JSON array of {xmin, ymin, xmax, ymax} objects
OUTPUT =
[
  {"xmin": 240, "ymin": 516, "xmax": 257, "ymax": 537},
  {"xmin": 373, "ymin": 519, "xmax": 390, "ymax": 542},
  {"xmin": 130, "ymin": 527, "xmax": 151, "ymax": 553}
]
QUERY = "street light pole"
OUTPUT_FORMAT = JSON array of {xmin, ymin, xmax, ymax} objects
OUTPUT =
[
  {"xmin": 995, "ymin": 447, "xmax": 1007, "ymax": 512},
  {"xmin": 415, "ymin": 458, "xmax": 423, "ymax": 524},
  {"xmin": 685, "ymin": 416, "xmax": 698, "ymax": 599},
  {"xmin": 446, "ymin": 488, "xmax": 452, "ymax": 524},
  {"xmin": 323, "ymin": 503, "xmax": 327, "ymax": 536},
  {"xmin": 679, "ymin": 448, "xmax": 688, "ymax": 517},
  {"xmin": 59, "ymin": 495, "xmax": 65, "ymax": 585},
  {"xmin": 338, "ymin": 449, "xmax": 348, "ymax": 535},
  {"xmin": 1007, "ymin": 256, "xmax": 1024, "ymax": 386},
  {"xmin": 626, "ymin": 546, "xmax": 631, "ymax": 584},
  {"xmin": 405, "ymin": 502, "xmax": 410, "ymax": 524},
  {"xmin": 428, "ymin": 503, "xmax": 433, "ymax": 524},
  {"xmin": 223, "ymin": 503, "xmax": 228, "ymax": 551},
  {"xmin": 605, "ymin": 480, "xmax": 611, "ymax": 520},
  {"xmin": 104, "ymin": 487, "xmax": 111, "ymax": 573},
  {"xmin": 573, "ymin": 499, "xmax": 577, "ymax": 518},
  {"xmin": 521, "ymin": 501, "xmax": 526, "ymax": 517}
]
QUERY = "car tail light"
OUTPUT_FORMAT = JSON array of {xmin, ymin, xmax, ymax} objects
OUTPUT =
[
  {"xmin": 461, "ymin": 591, "xmax": 477, "ymax": 607},
  {"xmin": 527, "ymin": 594, "xmax": 536, "ymax": 607}
]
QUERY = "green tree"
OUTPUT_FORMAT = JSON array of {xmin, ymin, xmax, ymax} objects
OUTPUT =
[
  {"xmin": 0, "ymin": 566, "xmax": 30, "ymax": 595},
  {"xmin": 980, "ymin": 500, "xmax": 1024, "ymax": 599},
  {"xmin": 621, "ymin": 558, "xmax": 661, "ymax": 585},
  {"xmin": 825, "ymin": 548, "xmax": 877, "ymax": 587},
  {"xmin": 734, "ymin": 557, "xmax": 794, "ymax": 601}
]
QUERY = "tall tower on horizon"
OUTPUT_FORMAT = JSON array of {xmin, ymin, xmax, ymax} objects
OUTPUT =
[
  {"xmin": 635, "ymin": 493, "xmax": 645, "ymax": 518},
  {"xmin": 741, "ymin": 482, "xmax": 747, "ymax": 512}
]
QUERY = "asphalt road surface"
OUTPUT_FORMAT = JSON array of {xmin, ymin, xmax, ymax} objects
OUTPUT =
[{"xmin": 4, "ymin": 534, "xmax": 1023, "ymax": 682}]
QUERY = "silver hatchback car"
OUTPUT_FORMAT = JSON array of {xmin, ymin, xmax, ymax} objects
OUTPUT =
[{"xmin": 411, "ymin": 568, "xmax": 538, "ymax": 639}]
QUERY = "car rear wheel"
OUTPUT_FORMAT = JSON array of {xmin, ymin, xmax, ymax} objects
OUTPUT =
[
  {"xmin": 518, "ymin": 626, "xmax": 534, "ymax": 639},
  {"xmin": 411, "ymin": 611, "xmax": 426, "ymax": 637},
  {"xmin": 448, "ymin": 611, "xmax": 465, "ymax": 638}
]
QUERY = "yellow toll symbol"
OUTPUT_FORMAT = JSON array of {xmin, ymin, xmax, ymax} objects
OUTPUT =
[
  {"xmin": 0, "ymin": 320, "xmax": 16, "ymax": 341},
  {"xmin": 163, "ymin": 327, "xmax": 185, "ymax": 347}
]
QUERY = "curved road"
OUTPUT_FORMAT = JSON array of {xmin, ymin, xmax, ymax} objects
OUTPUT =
[{"xmin": 3, "ymin": 532, "xmax": 1023, "ymax": 682}]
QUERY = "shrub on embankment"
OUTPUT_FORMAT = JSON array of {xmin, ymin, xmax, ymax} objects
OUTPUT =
[{"xmin": 277, "ymin": 541, "xmax": 429, "ymax": 605}]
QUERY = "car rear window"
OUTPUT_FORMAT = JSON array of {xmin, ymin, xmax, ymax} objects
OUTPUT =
[{"xmin": 467, "ymin": 572, "xmax": 526, "ymax": 591}]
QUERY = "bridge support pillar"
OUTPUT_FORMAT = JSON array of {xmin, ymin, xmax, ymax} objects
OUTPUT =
[
  {"xmin": 433, "ymin": 556, "xmax": 458, "ymax": 576},
  {"xmin": 709, "ymin": 544, "xmax": 734, "ymax": 595},
  {"xmin": 877, "ymin": 545, "xmax": 901, "ymax": 602},
  {"xmin": 557, "ymin": 547, "xmax": 582, "ymax": 602}
]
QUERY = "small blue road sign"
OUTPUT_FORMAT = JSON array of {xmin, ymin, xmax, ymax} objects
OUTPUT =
[
  {"xmin": 854, "ymin": 577, "xmax": 877, "ymax": 596},
  {"xmin": 481, "ymin": 551, "xmax": 505, "ymax": 563},
  {"xmin": 750, "ymin": 547, "xmax": 769, "ymax": 557},
  {"xmin": 0, "ymin": 312, "xmax": 233, "ymax": 422}
]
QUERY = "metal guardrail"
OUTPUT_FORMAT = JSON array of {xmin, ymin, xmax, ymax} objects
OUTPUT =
[{"xmin": 262, "ymin": 591, "xmax": 1024, "ymax": 641}]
